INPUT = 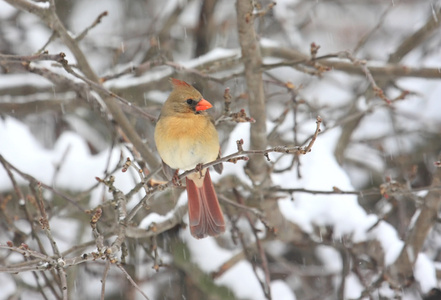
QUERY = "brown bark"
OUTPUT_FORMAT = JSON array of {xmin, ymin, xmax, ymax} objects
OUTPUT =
[
  {"xmin": 236, "ymin": 0, "xmax": 269, "ymax": 184},
  {"xmin": 387, "ymin": 159, "xmax": 441, "ymax": 286}
]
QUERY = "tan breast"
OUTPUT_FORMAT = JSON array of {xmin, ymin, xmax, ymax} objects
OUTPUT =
[{"xmin": 154, "ymin": 114, "xmax": 219, "ymax": 171}]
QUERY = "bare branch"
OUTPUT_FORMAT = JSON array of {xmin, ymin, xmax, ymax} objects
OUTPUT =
[
  {"xmin": 389, "ymin": 7, "xmax": 441, "ymax": 63},
  {"xmin": 262, "ymin": 46, "xmax": 441, "ymax": 79},
  {"xmin": 0, "ymin": 51, "xmax": 67, "ymax": 62},
  {"xmin": 386, "ymin": 160, "xmax": 441, "ymax": 286}
]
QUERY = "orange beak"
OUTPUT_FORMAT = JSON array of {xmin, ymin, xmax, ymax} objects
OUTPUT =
[{"xmin": 195, "ymin": 99, "xmax": 213, "ymax": 111}]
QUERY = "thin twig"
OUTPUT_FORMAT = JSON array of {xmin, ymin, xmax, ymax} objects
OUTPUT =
[
  {"xmin": 108, "ymin": 191, "xmax": 128, "ymax": 256},
  {"xmin": 235, "ymin": 189, "xmax": 272, "ymax": 299},
  {"xmin": 340, "ymin": 51, "xmax": 391, "ymax": 104},
  {"xmin": 298, "ymin": 116, "xmax": 322, "ymax": 154},
  {"xmin": 218, "ymin": 195, "xmax": 263, "ymax": 217},
  {"xmin": 353, "ymin": 5, "xmax": 393, "ymax": 54},
  {"xmin": 100, "ymin": 261, "xmax": 111, "ymax": 300},
  {"xmin": 75, "ymin": 11, "xmax": 108, "ymax": 42},
  {"xmin": 32, "ymin": 183, "xmax": 62, "ymax": 258},
  {"xmin": 115, "ymin": 264, "xmax": 150, "ymax": 300}
]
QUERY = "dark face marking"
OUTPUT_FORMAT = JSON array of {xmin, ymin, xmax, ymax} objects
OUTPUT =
[
  {"xmin": 186, "ymin": 98, "xmax": 201, "ymax": 114},
  {"xmin": 186, "ymin": 99, "xmax": 196, "ymax": 105}
]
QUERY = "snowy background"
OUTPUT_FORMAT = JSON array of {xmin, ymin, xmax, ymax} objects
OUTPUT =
[{"xmin": 1, "ymin": 0, "xmax": 441, "ymax": 299}]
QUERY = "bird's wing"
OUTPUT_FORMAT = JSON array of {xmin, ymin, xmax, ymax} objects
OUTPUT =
[
  {"xmin": 213, "ymin": 151, "xmax": 223, "ymax": 174},
  {"xmin": 161, "ymin": 160, "xmax": 176, "ymax": 180}
]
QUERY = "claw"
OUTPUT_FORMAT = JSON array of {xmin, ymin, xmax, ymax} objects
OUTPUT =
[
  {"xmin": 195, "ymin": 163, "xmax": 204, "ymax": 178},
  {"xmin": 172, "ymin": 169, "xmax": 181, "ymax": 186}
]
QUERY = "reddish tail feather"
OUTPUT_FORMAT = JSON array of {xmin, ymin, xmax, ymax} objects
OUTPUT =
[{"xmin": 186, "ymin": 169, "xmax": 225, "ymax": 239}]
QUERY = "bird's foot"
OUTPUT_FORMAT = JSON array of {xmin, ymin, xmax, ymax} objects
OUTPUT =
[
  {"xmin": 195, "ymin": 163, "xmax": 204, "ymax": 178},
  {"xmin": 172, "ymin": 170, "xmax": 181, "ymax": 186}
]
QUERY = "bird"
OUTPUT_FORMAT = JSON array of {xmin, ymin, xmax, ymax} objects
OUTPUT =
[{"xmin": 154, "ymin": 78, "xmax": 225, "ymax": 239}]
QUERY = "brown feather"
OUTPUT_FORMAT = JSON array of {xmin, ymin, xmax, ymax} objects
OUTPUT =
[
  {"xmin": 186, "ymin": 169, "xmax": 225, "ymax": 239},
  {"xmin": 170, "ymin": 78, "xmax": 191, "ymax": 88}
]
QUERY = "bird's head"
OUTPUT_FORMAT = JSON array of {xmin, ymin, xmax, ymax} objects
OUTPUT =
[{"xmin": 161, "ymin": 78, "xmax": 213, "ymax": 116}]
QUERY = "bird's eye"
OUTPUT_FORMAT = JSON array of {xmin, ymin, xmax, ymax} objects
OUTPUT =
[{"xmin": 186, "ymin": 99, "xmax": 194, "ymax": 105}]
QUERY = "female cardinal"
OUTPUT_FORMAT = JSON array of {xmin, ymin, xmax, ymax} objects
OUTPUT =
[{"xmin": 154, "ymin": 78, "xmax": 225, "ymax": 239}]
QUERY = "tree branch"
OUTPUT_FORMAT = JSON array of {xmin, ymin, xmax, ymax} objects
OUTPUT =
[
  {"xmin": 386, "ymin": 153, "xmax": 441, "ymax": 286},
  {"xmin": 236, "ymin": 0, "xmax": 269, "ymax": 184}
]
